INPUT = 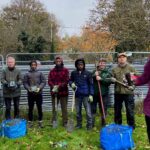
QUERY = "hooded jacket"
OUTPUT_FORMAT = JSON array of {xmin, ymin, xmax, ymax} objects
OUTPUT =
[{"xmin": 70, "ymin": 58, "xmax": 94, "ymax": 98}]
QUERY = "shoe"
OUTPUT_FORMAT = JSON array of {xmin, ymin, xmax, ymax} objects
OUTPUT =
[
  {"xmin": 75, "ymin": 125, "xmax": 82, "ymax": 129},
  {"xmin": 28, "ymin": 121, "xmax": 33, "ymax": 128},
  {"xmin": 87, "ymin": 126, "xmax": 93, "ymax": 131},
  {"xmin": 38, "ymin": 121, "xmax": 44, "ymax": 128}
]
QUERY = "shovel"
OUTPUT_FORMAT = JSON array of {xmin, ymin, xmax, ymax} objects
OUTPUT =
[
  {"xmin": 52, "ymin": 94, "xmax": 58, "ymax": 128},
  {"xmin": 67, "ymin": 88, "xmax": 77, "ymax": 132}
]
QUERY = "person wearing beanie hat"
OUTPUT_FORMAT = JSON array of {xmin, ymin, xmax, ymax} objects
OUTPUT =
[
  {"xmin": 70, "ymin": 58, "xmax": 94, "ymax": 130},
  {"xmin": 48, "ymin": 56, "xmax": 69, "ymax": 127},
  {"xmin": 111, "ymin": 52, "xmax": 137, "ymax": 129}
]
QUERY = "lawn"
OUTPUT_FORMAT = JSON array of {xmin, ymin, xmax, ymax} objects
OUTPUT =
[{"xmin": 0, "ymin": 106, "xmax": 150, "ymax": 150}]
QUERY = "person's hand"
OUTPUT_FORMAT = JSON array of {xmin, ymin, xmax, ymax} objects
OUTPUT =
[
  {"xmin": 128, "ymin": 85, "xmax": 135, "ymax": 91},
  {"xmin": 95, "ymin": 71, "xmax": 99, "ymax": 76},
  {"xmin": 110, "ymin": 77, "xmax": 116, "ymax": 83},
  {"xmin": 96, "ymin": 76, "xmax": 101, "ymax": 81},
  {"xmin": 35, "ymin": 88, "xmax": 40, "ymax": 93},
  {"xmin": 88, "ymin": 95, "xmax": 93, "ymax": 102},
  {"xmin": 52, "ymin": 85, "xmax": 59, "ymax": 93},
  {"xmin": 71, "ymin": 82, "xmax": 77, "ymax": 91}
]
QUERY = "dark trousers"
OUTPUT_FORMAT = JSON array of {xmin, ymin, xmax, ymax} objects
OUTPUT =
[
  {"xmin": 75, "ymin": 96, "xmax": 92, "ymax": 128},
  {"xmin": 4, "ymin": 96, "xmax": 20, "ymax": 119},
  {"xmin": 114, "ymin": 94, "xmax": 135, "ymax": 128},
  {"xmin": 145, "ymin": 115, "xmax": 150, "ymax": 143},
  {"xmin": 52, "ymin": 96, "xmax": 68, "ymax": 125},
  {"xmin": 91, "ymin": 94, "xmax": 109, "ymax": 125},
  {"xmin": 28, "ymin": 92, "xmax": 43, "ymax": 121}
]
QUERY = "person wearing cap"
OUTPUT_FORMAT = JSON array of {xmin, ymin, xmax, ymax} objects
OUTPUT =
[
  {"xmin": 23, "ymin": 60, "xmax": 46, "ymax": 128},
  {"xmin": 111, "ymin": 52, "xmax": 137, "ymax": 129},
  {"xmin": 1, "ymin": 56, "xmax": 22, "ymax": 119},
  {"xmin": 91, "ymin": 58, "xmax": 112, "ymax": 127},
  {"xmin": 70, "ymin": 58, "xmax": 94, "ymax": 130},
  {"xmin": 48, "ymin": 56, "xmax": 69, "ymax": 127}
]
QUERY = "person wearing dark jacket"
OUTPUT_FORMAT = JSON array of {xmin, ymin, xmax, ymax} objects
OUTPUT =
[
  {"xmin": 92, "ymin": 58, "xmax": 112, "ymax": 126},
  {"xmin": 134, "ymin": 59, "xmax": 150, "ymax": 143},
  {"xmin": 70, "ymin": 58, "xmax": 94, "ymax": 130},
  {"xmin": 23, "ymin": 60, "xmax": 46, "ymax": 128},
  {"xmin": 1, "ymin": 57, "xmax": 22, "ymax": 119},
  {"xmin": 48, "ymin": 56, "xmax": 69, "ymax": 127}
]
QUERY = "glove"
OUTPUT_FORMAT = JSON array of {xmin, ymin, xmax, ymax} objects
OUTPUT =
[
  {"xmin": 96, "ymin": 76, "xmax": 101, "ymax": 81},
  {"xmin": 52, "ymin": 85, "xmax": 59, "ymax": 93},
  {"xmin": 35, "ymin": 88, "xmax": 40, "ymax": 93},
  {"xmin": 71, "ymin": 82, "xmax": 77, "ymax": 90},
  {"xmin": 95, "ymin": 71, "xmax": 99, "ymax": 76},
  {"xmin": 110, "ymin": 77, "xmax": 116, "ymax": 83},
  {"xmin": 88, "ymin": 95, "xmax": 93, "ymax": 102},
  {"xmin": 128, "ymin": 85, "xmax": 135, "ymax": 91}
]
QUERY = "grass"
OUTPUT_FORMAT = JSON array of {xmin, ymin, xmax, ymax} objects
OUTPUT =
[{"xmin": 0, "ymin": 104, "xmax": 150, "ymax": 150}]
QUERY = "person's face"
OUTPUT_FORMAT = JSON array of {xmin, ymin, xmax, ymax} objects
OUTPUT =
[
  {"xmin": 77, "ymin": 63, "xmax": 84, "ymax": 70},
  {"xmin": 118, "ymin": 56, "xmax": 127, "ymax": 64},
  {"xmin": 7, "ymin": 58, "xmax": 15, "ymax": 68},
  {"xmin": 55, "ymin": 58, "xmax": 62, "ymax": 65},
  {"xmin": 31, "ymin": 62, "xmax": 37, "ymax": 70},
  {"xmin": 98, "ymin": 61, "xmax": 106, "ymax": 70}
]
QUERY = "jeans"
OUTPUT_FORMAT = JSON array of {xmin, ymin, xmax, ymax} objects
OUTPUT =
[
  {"xmin": 145, "ymin": 115, "xmax": 150, "ymax": 143},
  {"xmin": 28, "ymin": 92, "xmax": 43, "ymax": 121},
  {"xmin": 5, "ymin": 96, "xmax": 20, "ymax": 119},
  {"xmin": 114, "ymin": 94, "xmax": 135, "ymax": 128},
  {"xmin": 51, "ymin": 95, "xmax": 68, "ymax": 125},
  {"xmin": 75, "ymin": 96, "xmax": 92, "ymax": 128}
]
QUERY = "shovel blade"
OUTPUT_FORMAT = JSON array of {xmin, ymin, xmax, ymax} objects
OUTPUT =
[
  {"xmin": 52, "ymin": 120, "xmax": 58, "ymax": 128},
  {"xmin": 67, "ymin": 119, "xmax": 74, "ymax": 132}
]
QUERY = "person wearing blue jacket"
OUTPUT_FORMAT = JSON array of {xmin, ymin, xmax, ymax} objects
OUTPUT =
[{"xmin": 70, "ymin": 58, "xmax": 94, "ymax": 130}]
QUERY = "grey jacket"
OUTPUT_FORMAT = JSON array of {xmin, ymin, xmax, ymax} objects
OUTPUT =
[
  {"xmin": 1, "ymin": 67, "xmax": 22, "ymax": 98},
  {"xmin": 23, "ymin": 69, "xmax": 46, "ymax": 93}
]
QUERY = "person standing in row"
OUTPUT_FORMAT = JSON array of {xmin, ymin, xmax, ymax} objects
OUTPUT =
[
  {"xmin": 23, "ymin": 60, "xmax": 46, "ymax": 128},
  {"xmin": 1, "ymin": 56, "xmax": 22, "ymax": 119},
  {"xmin": 92, "ymin": 58, "xmax": 112, "ymax": 127},
  {"xmin": 111, "ymin": 52, "xmax": 137, "ymax": 129},
  {"xmin": 70, "ymin": 58, "xmax": 94, "ymax": 130},
  {"xmin": 48, "ymin": 56, "xmax": 69, "ymax": 127}
]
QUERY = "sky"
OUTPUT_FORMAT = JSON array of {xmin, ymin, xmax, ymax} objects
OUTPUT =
[{"xmin": 0, "ymin": 0, "xmax": 95, "ymax": 37}]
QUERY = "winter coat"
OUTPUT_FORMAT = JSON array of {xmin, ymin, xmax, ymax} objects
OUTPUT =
[
  {"xmin": 23, "ymin": 69, "xmax": 46, "ymax": 93},
  {"xmin": 70, "ymin": 69, "xmax": 94, "ymax": 98},
  {"xmin": 135, "ymin": 59, "xmax": 150, "ymax": 117},
  {"xmin": 92, "ymin": 68, "xmax": 112, "ymax": 96},
  {"xmin": 1, "ymin": 67, "xmax": 22, "ymax": 98},
  {"xmin": 48, "ymin": 66, "xmax": 69, "ymax": 97},
  {"xmin": 112, "ymin": 63, "xmax": 136, "ymax": 94}
]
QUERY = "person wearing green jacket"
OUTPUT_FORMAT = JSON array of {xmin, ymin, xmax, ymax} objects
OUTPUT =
[
  {"xmin": 1, "ymin": 57, "xmax": 22, "ymax": 119},
  {"xmin": 111, "ymin": 52, "xmax": 137, "ymax": 129},
  {"xmin": 91, "ymin": 58, "xmax": 112, "ymax": 126}
]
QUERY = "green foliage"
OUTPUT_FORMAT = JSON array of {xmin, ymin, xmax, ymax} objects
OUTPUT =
[{"xmin": 0, "ymin": 108, "xmax": 149, "ymax": 150}]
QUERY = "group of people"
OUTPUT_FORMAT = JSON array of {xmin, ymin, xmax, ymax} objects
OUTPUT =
[{"xmin": 1, "ymin": 53, "xmax": 150, "ymax": 143}]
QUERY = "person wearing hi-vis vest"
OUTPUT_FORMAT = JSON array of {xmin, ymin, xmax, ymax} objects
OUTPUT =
[
  {"xmin": 23, "ymin": 60, "xmax": 46, "ymax": 128},
  {"xmin": 1, "ymin": 56, "xmax": 22, "ymax": 119}
]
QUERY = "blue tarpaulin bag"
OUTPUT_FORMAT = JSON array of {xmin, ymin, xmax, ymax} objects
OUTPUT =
[
  {"xmin": 2, "ymin": 119, "xmax": 27, "ymax": 139},
  {"xmin": 100, "ymin": 124, "xmax": 135, "ymax": 150},
  {"xmin": 0, "ymin": 124, "xmax": 2, "ymax": 136}
]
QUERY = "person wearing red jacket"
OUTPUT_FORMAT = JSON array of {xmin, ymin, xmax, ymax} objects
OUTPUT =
[{"xmin": 48, "ymin": 56, "xmax": 69, "ymax": 127}]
